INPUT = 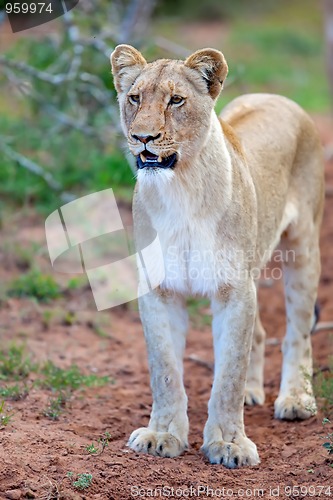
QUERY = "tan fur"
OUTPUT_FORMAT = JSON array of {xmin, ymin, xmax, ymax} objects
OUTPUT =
[{"xmin": 111, "ymin": 45, "xmax": 324, "ymax": 468}]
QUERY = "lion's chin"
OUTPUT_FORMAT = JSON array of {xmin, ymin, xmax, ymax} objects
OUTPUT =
[{"xmin": 136, "ymin": 166, "xmax": 175, "ymax": 188}]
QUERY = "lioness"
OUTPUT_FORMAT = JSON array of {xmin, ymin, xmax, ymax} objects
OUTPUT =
[{"xmin": 110, "ymin": 45, "xmax": 324, "ymax": 468}]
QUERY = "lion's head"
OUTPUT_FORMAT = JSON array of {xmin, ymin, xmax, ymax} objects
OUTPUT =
[{"xmin": 111, "ymin": 45, "xmax": 228, "ymax": 182}]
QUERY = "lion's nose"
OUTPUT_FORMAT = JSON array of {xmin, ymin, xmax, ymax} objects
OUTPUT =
[{"xmin": 132, "ymin": 133, "xmax": 161, "ymax": 144}]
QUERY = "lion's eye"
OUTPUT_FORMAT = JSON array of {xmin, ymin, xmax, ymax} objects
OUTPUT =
[
  {"xmin": 128, "ymin": 95, "xmax": 140, "ymax": 104},
  {"xmin": 169, "ymin": 95, "xmax": 185, "ymax": 106}
]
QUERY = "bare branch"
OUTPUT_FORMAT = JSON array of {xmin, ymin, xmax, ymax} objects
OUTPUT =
[
  {"xmin": 118, "ymin": 0, "xmax": 157, "ymax": 44},
  {"xmin": 0, "ymin": 140, "xmax": 75, "ymax": 203},
  {"xmin": 0, "ymin": 55, "xmax": 75, "ymax": 85},
  {"xmin": 154, "ymin": 37, "xmax": 191, "ymax": 58}
]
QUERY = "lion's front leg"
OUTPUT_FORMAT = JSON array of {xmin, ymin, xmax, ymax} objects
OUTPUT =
[
  {"xmin": 202, "ymin": 279, "xmax": 260, "ymax": 468},
  {"xmin": 128, "ymin": 289, "xmax": 189, "ymax": 458}
]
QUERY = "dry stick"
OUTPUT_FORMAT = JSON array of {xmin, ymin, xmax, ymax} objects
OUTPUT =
[
  {"xmin": 187, "ymin": 321, "xmax": 333, "ymax": 370},
  {"xmin": 186, "ymin": 354, "xmax": 213, "ymax": 371},
  {"xmin": 326, "ymin": 186, "xmax": 333, "ymax": 197},
  {"xmin": 0, "ymin": 55, "xmax": 75, "ymax": 85},
  {"xmin": 314, "ymin": 321, "xmax": 333, "ymax": 333}
]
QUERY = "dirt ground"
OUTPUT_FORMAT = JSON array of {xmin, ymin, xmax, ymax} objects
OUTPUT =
[{"xmin": 0, "ymin": 117, "xmax": 332, "ymax": 499}]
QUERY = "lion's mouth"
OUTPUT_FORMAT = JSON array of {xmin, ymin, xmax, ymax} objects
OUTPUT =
[{"xmin": 136, "ymin": 150, "xmax": 177, "ymax": 170}]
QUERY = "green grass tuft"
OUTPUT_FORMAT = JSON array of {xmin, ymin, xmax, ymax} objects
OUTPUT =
[
  {"xmin": 314, "ymin": 358, "xmax": 333, "ymax": 418},
  {"xmin": 0, "ymin": 344, "xmax": 36, "ymax": 381},
  {"xmin": 8, "ymin": 269, "xmax": 61, "ymax": 302}
]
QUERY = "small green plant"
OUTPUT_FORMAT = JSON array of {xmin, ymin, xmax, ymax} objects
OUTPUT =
[
  {"xmin": 61, "ymin": 311, "xmax": 77, "ymax": 326},
  {"xmin": 85, "ymin": 431, "xmax": 111, "ymax": 455},
  {"xmin": 322, "ymin": 418, "xmax": 333, "ymax": 457},
  {"xmin": 2, "ymin": 242, "xmax": 39, "ymax": 270},
  {"xmin": 66, "ymin": 277, "xmax": 87, "ymax": 291},
  {"xmin": 43, "ymin": 392, "xmax": 68, "ymax": 421},
  {"xmin": 313, "ymin": 357, "xmax": 333, "ymax": 418},
  {"xmin": 39, "ymin": 361, "xmax": 110, "ymax": 420},
  {"xmin": 86, "ymin": 443, "xmax": 99, "ymax": 454},
  {"xmin": 0, "ymin": 400, "xmax": 14, "ymax": 426},
  {"xmin": 72, "ymin": 473, "xmax": 93, "ymax": 490},
  {"xmin": 0, "ymin": 344, "xmax": 35, "ymax": 380},
  {"xmin": 41, "ymin": 309, "xmax": 54, "ymax": 330},
  {"xmin": 8, "ymin": 268, "xmax": 61, "ymax": 302},
  {"xmin": 39, "ymin": 361, "xmax": 110, "ymax": 392},
  {"xmin": 0, "ymin": 383, "xmax": 28, "ymax": 400}
]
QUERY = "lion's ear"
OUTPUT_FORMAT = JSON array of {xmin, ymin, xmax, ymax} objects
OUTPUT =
[
  {"xmin": 184, "ymin": 48, "xmax": 228, "ymax": 99},
  {"xmin": 111, "ymin": 44, "xmax": 147, "ymax": 94}
]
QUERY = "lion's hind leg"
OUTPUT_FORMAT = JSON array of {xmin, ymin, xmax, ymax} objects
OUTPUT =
[
  {"xmin": 245, "ymin": 309, "xmax": 266, "ymax": 406},
  {"xmin": 274, "ymin": 225, "xmax": 320, "ymax": 420}
]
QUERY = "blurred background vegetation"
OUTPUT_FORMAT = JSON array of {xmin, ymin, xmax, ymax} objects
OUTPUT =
[{"xmin": 0, "ymin": 0, "xmax": 331, "ymax": 215}]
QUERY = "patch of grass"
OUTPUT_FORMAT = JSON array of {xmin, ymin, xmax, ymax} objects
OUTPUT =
[
  {"xmin": 41, "ymin": 309, "xmax": 54, "ymax": 330},
  {"xmin": 187, "ymin": 298, "xmax": 211, "ymax": 329},
  {"xmin": 2, "ymin": 242, "xmax": 40, "ymax": 271},
  {"xmin": 61, "ymin": 311, "xmax": 77, "ymax": 326},
  {"xmin": 0, "ymin": 400, "xmax": 14, "ymax": 427},
  {"xmin": 86, "ymin": 443, "xmax": 99, "ymax": 454},
  {"xmin": 87, "ymin": 313, "xmax": 111, "ymax": 339},
  {"xmin": 66, "ymin": 276, "xmax": 88, "ymax": 291},
  {"xmin": 0, "ymin": 116, "xmax": 134, "ymax": 215},
  {"xmin": 38, "ymin": 360, "xmax": 110, "ymax": 420},
  {"xmin": 322, "ymin": 418, "xmax": 333, "ymax": 467},
  {"xmin": 0, "ymin": 344, "xmax": 111, "ymax": 420},
  {"xmin": 43, "ymin": 392, "xmax": 68, "ymax": 421},
  {"xmin": 0, "ymin": 344, "xmax": 36, "ymax": 381},
  {"xmin": 314, "ymin": 357, "xmax": 333, "ymax": 418},
  {"xmin": 8, "ymin": 268, "xmax": 61, "ymax": 302},
  {"xmin": 0, "ymin": 384, "xmax": 28, "ymax": 401},
  {"xmin": 71, "ymin": 473, "xmax": 93, "ymax": 491},
  {"xmin": 39, "ymin": 361, "xmax": 110, "ymax": 392},
  {"xmin": 216, "ymin": 15, "xmax": 329, "ymax": 113}
]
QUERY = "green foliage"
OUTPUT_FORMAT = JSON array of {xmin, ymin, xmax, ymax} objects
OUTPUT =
[
  {"xmin": 0, "ymin": 344, "xmax": 36, "ymax": 380},
  {"xmin": 0, "ymin": 384, "xmax": 28, "ymax": 401},
  {"xmin": 236, "ymin": 28, "xmax": 321, "ymax": 57},
  {"xmin": 2, "ymin": 242, "xmax": 40, "ymax": 271},
  {"xmin": 215, "ymin": 11, "xmax": 330, "ymax": 113},
  {"xmin": 0, "ymin": 117, "xmax": 134, "ymax": 214},
  {"xmin": 39, "ymin": 360, "xmax": 110, "ymax": 392},
  {"xmin": 86, "ymin": 443, "xmax": 99, "ymax": 454},
  {"xmin": 0, "ymin": 343, "xmax": 110, "ymax": 420},
  {"xmin": 72, "ymin": 473, "xmax": 93, "ymax": 490},
  {"xmin": 43, "ymin": 392, "xmax": 68, "ymax": 421},
  {"xmin": 8, "ymin": 269, "xmax": 61, "ymax": 302},
  {"xmin": 0, "ymin": 9, "xmax": 134, "ymax": 213},
  {"xmin": 86, "ymin": 431, "xmax": 111, "ymax": 455},
  {"xmin": 322, "ymin": 418, "xmax": 333, "ymax": 459},
  {"xmin": 0, "ymin": 400, "xmax": 14, "ymax": 427},
  {"xmin": 314, "ymin": 358, "xmax": 333, "ymax": 418},
  {"xmin": 156, "ymin": 0, "xmax": 278, "ymax": 21}
]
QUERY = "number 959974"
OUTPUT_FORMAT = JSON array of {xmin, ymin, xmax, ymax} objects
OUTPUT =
[{"xmin": 5, "ymin": 3, "xmax": 53, "ymax": 14}]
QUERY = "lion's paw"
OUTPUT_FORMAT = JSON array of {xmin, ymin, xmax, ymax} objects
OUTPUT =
[
  {"xmin": 274, "ymin": 393, "xmax": 317, "ymax": 420},
  {"xmin": 244, "ymin": 385, "xmax": 265, "ymax": 406},
  {"xmin": 127, "ymin": 427, "xmax": 187, "ymax": 458},
  {"xmin": 201, "ymin": 437, "xmax": 260, "ymax": 468}
]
